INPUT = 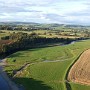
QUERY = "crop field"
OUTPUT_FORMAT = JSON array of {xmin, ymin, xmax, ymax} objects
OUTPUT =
[
  {"xmin": 68, "ymin": 49, "xmax": 90, "ymax": 85},
  {"xmin": 4, "ymin": 40, "xmax": 90, "ymax": 90}
]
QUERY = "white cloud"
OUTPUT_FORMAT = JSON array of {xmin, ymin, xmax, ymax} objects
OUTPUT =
[{"xmin": 0, "ymin": 0, "xmax": 90, "ymax": 25}]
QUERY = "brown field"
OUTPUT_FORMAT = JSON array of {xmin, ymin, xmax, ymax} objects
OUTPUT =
[{"xmin": 68, "ymin": 49, "xmax": 90, "ymax": 85}]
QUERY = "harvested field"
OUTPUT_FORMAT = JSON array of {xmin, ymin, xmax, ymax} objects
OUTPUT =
[{"xmin": 68, "ymin": 49, "xmax": 90, "ymax": 85}]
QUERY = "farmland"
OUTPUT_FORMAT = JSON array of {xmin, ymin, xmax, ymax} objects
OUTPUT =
[
  {"xmin": 0, "ymin": 23, "xmax": 90, "ymax": 90},
  {"xmin": 4, "ymin": 39, "xmax": 90, "ymax": 90},
  {"xmin": 0, "ymin": 29, "xmax": 83, "ymax": 39},
  {"xmin": 1, "ymin": 0, "xmax": 90, "ymax": 89},
  {"xmin": 1, "ymin": 23, "xmax": 90, "ymax": 39},
  {"xmin": 68, "ymin": 49, "xmax": 90, "ymax": 85}
]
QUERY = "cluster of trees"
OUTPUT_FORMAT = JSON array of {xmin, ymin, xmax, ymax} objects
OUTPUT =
[
  {"xmin": 0, "ymin": 25, "xmax": 50, "ymax": 31},
  {"xmin": 0, "ymin": 32, "xmax": 76, "ymax": 54}
]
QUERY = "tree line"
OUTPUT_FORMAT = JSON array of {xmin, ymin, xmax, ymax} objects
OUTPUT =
[
  {"xmin": 0, "ymin": 25, "xmax": 50, "ymax": 31},
  {"xmin": 0, "ymin": 32, "xmax": 82, "ymax": 55}
]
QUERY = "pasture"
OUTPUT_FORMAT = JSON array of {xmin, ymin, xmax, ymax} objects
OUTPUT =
[{"xmin": 4, "ymin": 39, "xmax": 90, "ymax": 90}]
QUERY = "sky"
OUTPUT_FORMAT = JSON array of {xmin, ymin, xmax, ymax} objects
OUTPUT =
[{"xmin": 0, "ymin": 0, "xmax": 90, "ymax": 25}]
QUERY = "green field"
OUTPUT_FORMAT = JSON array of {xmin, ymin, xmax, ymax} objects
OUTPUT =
[
  {"xmin": 0, "ymin": 32, "xmax": 10, "ymax": 39},
  {"xmin": 70, "ymin": 82, "xmax": 90, "ymax": 90},
  {"xmin": 4, "ymin": 40, "xmax": 90, "ymax": 90}
]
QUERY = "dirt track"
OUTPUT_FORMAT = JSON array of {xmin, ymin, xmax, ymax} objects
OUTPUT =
[{"xmin": 68, "ymin": 49, "xmax": 90, "ymax": 85}]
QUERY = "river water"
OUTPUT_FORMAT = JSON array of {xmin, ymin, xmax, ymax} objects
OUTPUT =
[
  {"xmin": 0, "ymin": 60, "xmax": 11, "ymax": 90},
  {"xmin": 0, "ymin": 75, "xmax": 10, "ymax": 90}
]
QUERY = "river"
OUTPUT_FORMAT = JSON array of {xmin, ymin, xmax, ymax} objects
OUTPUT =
[{"xmin": 0, "ymin": 74, "xmax": 10, "ymax": 90}]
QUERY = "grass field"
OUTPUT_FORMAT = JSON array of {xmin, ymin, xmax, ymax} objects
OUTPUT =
[
  {"xmin": 4, "ymin": 39, "xmax": 90, "ymax": 90},
  {"xmin": 0, "ymin": 32, "xmax": 10, "ymax": 39},
  {"xmin": 70, "ymin": 82, "xmax": 90, "ymax": 90}
]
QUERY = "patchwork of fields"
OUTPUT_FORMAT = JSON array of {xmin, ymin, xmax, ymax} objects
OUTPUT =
[
  {"xmin": 4, "ymin": 40, "xmax": 90, "ymax": 90},
  {"xmin": 0, "ymin": 29, "xmax": 84, "ymax": 39}
]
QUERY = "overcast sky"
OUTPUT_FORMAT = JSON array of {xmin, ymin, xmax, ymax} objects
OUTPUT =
[{"xmin": 0, "ymin": 0, "xmax": 90, "ymax": 25}]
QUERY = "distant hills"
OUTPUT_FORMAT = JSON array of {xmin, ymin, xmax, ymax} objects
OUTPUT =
[
  {"xmin": 0, "ymin": 22, "xmax": 90, "ymax": 29},
  {"xmin": 0, "ymin": 22, "xmax": 39, "ymax": 25}
]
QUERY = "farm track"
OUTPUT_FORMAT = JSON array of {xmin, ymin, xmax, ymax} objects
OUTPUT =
[{"xmin": 68, "ymin": 49, "xmax": 90, "ymax": 86}]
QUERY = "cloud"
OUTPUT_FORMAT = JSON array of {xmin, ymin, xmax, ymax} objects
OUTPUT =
[{"xmin": 0, "ymin": 0, "xmax": 90, "ymax": 25}]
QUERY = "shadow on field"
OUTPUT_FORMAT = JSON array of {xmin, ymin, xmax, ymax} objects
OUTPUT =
[
  {"xmin": 6, "ymin": 43, "xmax": 61, "ymax": 58},
  {"xmin": 6, "ymin": 43, "xmax": 62, "ymax": 58},
  {"xmin": 66, "ymin": 82, "xmax": 72, "ymax": 90},
  {"xmin": 14, "ymin": 77, "xmax": 52, "ymax": 90}
]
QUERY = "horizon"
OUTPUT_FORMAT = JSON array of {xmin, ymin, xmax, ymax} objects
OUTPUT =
[
  {"xmin": 0, "ymin": 21, "xmax": 90, "ymax": 26},
  {"xmin": 0, "ymin": 0, "xmax": 90, "ymax": 25}
]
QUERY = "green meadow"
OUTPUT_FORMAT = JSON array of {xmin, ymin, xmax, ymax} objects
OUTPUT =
[
  {"xmin": 4, "ymin": 40, "xmax": 90, "ymax": 90},
  {"xmin": 0, "ymin": 32, "xmax": 10, "ymax": 39}
]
